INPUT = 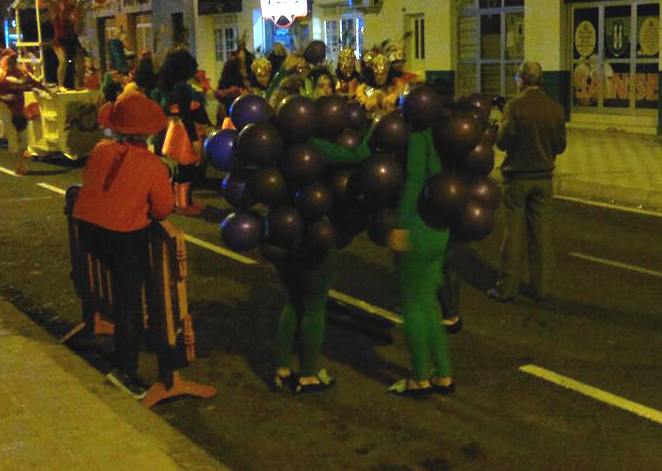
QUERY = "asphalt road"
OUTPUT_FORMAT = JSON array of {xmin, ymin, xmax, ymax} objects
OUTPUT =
[{"xmin": 1, "ymin": 152, "xmax": 662, "ymax": 471}]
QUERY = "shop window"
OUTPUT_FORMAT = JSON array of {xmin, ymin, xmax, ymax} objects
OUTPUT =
[
  {"xmin": 215, "ymin": 26, "xmax": 238, "ymax": 62},
  {"xmin": 571, "ymin": 2, "xmax": 659, "ymax": 114},
  {"xmin": 457, "ymin": 1, "xmax": 524, "ymax": 98},
  {"xmin": 135, "ymin": 14, "xmax": 152, "ymax": 55},
  {"xmin": 324, "ymin": 15, "xmax": 363, "ymax": 63},
  {"xmin": 413, "ymin": 16, "xmax": 425, "ymax": 60}
]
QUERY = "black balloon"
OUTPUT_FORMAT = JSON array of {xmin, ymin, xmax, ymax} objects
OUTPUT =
[
  {"xmin": 247, "ymin": 166, "xmax": 286, "ymax": 205},
  {"xmin": 462, "ymin": 93, "xmax": 493, "ymax": 125},
  {"xmin": 316, "ymin": 95, "xmax": 349, "ymax": 139},
  {"xmin": 334, "ymin": 128, "xmax": 362, "ymax": 149},
  {"xmin": 462, "ymin": 137, "xmax": 495, "ymax": 177},
  {"xmin": 259, "ymin": 242, "xmax": 288, "ymax": 263},
  {"xmin": 452, "ymin": 199, "xmax": 495, "ymax": 242},
  {"xmin": 276, "ymin": 95, "xmax": 318, "ymax": 144},
  {"xmin": 221, "ymin": 211, "xmax": 264, "ymax": 253},
  {"xmin": 222, "ymin": 171, "xmax": 256, "ymax": 209},
  {"xmin": 403, "ymin": 85, "xmax": 443, "ymax": 131},
  {"xmin": 358, "ymin": 153, "xmax": 404, "ymax": 207},
  {"xmin": 327, "ymin": 168, "xmax": 356, "ymax": 206},
  {"xmin": 432, "ymin": 112, "xmax": 484, "ymax": 169},
  {"xmin": 304, "ymin": 40, "xmax": 326, "ymax": 64},
  {"xmin": 281, "ymin": 143, "xmax": 323, "ymax": 186},
  {"xmin": 304, "ymin": 219, "xmax": 336, "ymax": 251},
  {"xmin": 368, "ymin": 208, "xmax": 398, "ymax": 246},
  {"xmin": 346, "ymin": 102, "xmax": 367, "ymax": 131},
  {"xmin": 230, "ymin": 94, "xmax": 273, "ymax": 131},
  {"xmin": 371, "ymin": 112, "xmax": 409, "ymax": 153},
  {"xmin": 296, "ymin": 183, "xmax": 333, "ymax": 221},
  {"xmin": 266, "ymin": 206, "xmax": 304, "ymax": 247},
  {"xmin": 418, "ymin": 173, "xmax": 470, "ymax": 229},
  {"xmin": 235, "ymin": 123, "xmax": 284, "ymax": 168},
  {"xmin": 329, "ymin": 206, "xmax": 367, "ymax": 238},
  {"xmin": 468, "ymin": 177, "xmax": 501, "ymax": 210},
  {"xmin": 206, "ymin": 129, "xmax": 238, "ymax": 171}
]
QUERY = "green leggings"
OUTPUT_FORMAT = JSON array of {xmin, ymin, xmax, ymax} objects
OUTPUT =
[
  {"xmin": 396, "ymin": 249, "xmax": 452, "ymax": 381},
  {"xmin": 275, "ymin": 250, "xmax": 335, "ymax": 377}
]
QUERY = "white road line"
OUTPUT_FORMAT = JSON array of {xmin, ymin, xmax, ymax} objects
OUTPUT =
[
  {"xmin": 37, "ymin": 182, "xmax": 67, "ymax": 195},
  {"xmin": 5, "ymin": 196, "xmax": 54, "ymax": 203},
  {"xmin": 328, "ymin": 290, "xmax": 403, "ymax": 324},
  {"xmin": 0, "ymin": 165, "xmax": 18, "ymax": 177},
  {"xmin": 569, "ymin": 252, "xmax": 662, "ymax": 278},
  {"xmin": 555, "ymin": 195, "xmax": 662, "ymax": 218},
  {"xmin": 23, "ymin": 180, "xmax": 404, "ymax": 324},
  {"xmin": 183, "ymin": 234, "xmax": 257, "ymax": 265},
  {"xmin": 520, "ymin": 364, "xmax": 662, "ymax": 426}
]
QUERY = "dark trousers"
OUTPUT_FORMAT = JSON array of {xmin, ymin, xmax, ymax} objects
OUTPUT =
[
  {"xmin": 437, "ymin": 240, "xmax": 460, "ymax": 318},
  {"xmin": 78, "ymin": 221, "xmax": 150, "ymax": 376},
  {"xmin": 497, "ymin": 178, "xmax": 554, "ymax": 299}
]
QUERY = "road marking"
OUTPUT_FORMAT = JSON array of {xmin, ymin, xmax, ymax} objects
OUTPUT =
[
  {"xmin": 0, "ymin": 165, "xmax": 18, "ymax": 177},
  {"xmin": 37, "ymin": 182, "xmax": 67, "ymax": 195},
  {"xmin": 520, "ymin": 364, "xmax": 662, "ymax": 426},
  {"xmin": 328, "ymin": 290, "xmax": 403, "ymax": 324},
  {"xmin": 555, "ymin": 195, "xmax": 662, "ymax": 218},
  {"xmin": 183, "ymin": 234, "xmax": 258, "ymax": 265},
  {"xmin": 5, "ymin": 195, "xmax": 55, "ymax": 203},
  {"xmin": 22, "ymin": 181, "xmax": 402, "ymax": 324},
  {"xmin": 569, "ymin": 252, "xmax": 662, "ymax": 278}
]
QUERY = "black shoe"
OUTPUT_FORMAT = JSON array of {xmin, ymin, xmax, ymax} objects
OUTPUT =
[
  {"xmin": 486, "ymin": 288, "xmax": 514, "ymax": 303},
  {"xmin": 443, "ymin": 316, "xmax": 463, "ymax": 335},
  {"xmin": 106, "ymin": 369, "xmax": 148, "ymax": 400},
  {"xmin": 273, "ymin": 371, "xmax": 298, "ymax": 391}
]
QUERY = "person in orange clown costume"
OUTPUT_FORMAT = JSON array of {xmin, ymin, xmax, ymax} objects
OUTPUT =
[
  {"xmin": 73, "ymin": 88, "xmax": 174, "ymax": 398},
  {"xmin": 151, "ymin": 48, "xmax": 211, "ymax": 216},
  {"xmin": 0, "ymin": 49, "xmax": 52, "ymax": 175}
]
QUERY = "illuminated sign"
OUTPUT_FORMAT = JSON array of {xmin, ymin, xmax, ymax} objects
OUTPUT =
[{"xmin": 261, "ymin": 0, "xmax": 307, "ymax": 28}]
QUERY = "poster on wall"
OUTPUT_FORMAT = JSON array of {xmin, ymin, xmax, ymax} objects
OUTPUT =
[
  {"xmin": 575, "ymin": 20, "xmax": 596, "ymax": 58},
  {"xmin": 605, "ymin": 17, "xmax": 630, "ymax": 58},
  {"xmin": 638, "ymin": 17, "xmax": 659, "ymax": 56}
]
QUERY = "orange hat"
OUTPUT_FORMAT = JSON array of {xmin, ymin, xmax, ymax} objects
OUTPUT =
[{"xmin": 97, "ymin": 88, "xmax": 166, "ymax": 135}]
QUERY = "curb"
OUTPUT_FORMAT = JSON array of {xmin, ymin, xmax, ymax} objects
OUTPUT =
[{"xmin": 555, "ymin": 177, "xmax": 662, "ymax": 214}]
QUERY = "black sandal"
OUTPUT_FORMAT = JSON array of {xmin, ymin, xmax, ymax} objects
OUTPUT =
[
  {"xmin": 431, "ymin": 380, "xmax": 455, "ymax": 395},
  {"xmin": 294, "ymin": 369, "xmax": 335, "ymax": 394},
  {"xmin": 389, "ymin": 379, "xmax": 432, "ymax": 399}
]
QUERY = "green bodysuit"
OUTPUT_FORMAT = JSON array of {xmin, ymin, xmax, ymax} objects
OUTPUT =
[
  {"xmin": 275, "ymin": 137, "xmax": 371, "ymax": 377},
  {"xmin": 395, "ymin": 129, "xmax": 451, "ymax": 381}
]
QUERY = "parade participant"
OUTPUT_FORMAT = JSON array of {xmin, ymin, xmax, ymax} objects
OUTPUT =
[
  {"xmin": 335, "ymin": 46, "xmax": 360, "ymax": 99},
  {"xmin": 266, "ymin": 52, "xmax": 308, "ymax": 108},
  {"xmin": 44, "ymin": 0, "xmax": 89, "ymax": 89},
  {"xmin": 306, "ymin": 67, "xmax": 334, "ymax": 99},
  {"xmin": 152, "ymin": 48, "xmax": 211, "ymax": 216},
  {"xmin": 273, "ymin": 137, "xmax": 372, "ymax": 394},
  {"xmin": 387, "ymin": 37, "xmax": 421, "ymax": 97},
  {"xmin": 387, "ymin": 128, "xmax": 454, "ymax": 398},
  {"xmin": 267, "ymin": 42, "xmax": 287, "ymax": 79},
  {"xmin": 215, "ymin": 56, "xmax": 251, "ymax": 123},
  {"xmin": 72, "ymin": 88, "xmax": 173, "ymax": 399},
  {"xmin": 0, "ymin": 49, "xmax": 52, "ymax": 175},
  {"xmin": 250, "ymin": 56, "xmax": 273, "ymax": 97},
  {"xmin": 488, "ymin": 61, "xmax": 566, "ymax": 303},
  {"xmin": 355, "ymin": 47, "xmax": 398, "ymax": 119}
]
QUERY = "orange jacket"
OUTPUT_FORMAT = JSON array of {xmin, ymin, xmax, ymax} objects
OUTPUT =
[{"xmin": 73, "ymin": 140, "xmax": 174, "ymax": 232}]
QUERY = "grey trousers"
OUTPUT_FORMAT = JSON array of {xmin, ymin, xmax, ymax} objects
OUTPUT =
[{"xmin": 497, "ymin": 178, "xmax": 554, "ymax": 299}]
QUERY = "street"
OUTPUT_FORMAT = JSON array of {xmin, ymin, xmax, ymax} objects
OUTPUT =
[{"xmin": 1, "ymin": 151, "xmax": 661, "ymax": 471}]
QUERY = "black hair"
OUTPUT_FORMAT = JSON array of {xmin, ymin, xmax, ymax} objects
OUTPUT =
[
  {"xmin": 307, "ymin": 68, "xmax": 334, "ymax": 90},
  {"xmin": 158, "ymin": 48, "xmax": 197, "ymax": 92}
]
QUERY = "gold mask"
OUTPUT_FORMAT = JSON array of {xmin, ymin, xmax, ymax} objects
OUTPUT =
[
  {"xmin": 251, "ymin": 57, "xmax": 273, "ymax": 78},
  {"xmin": 372, "ymin": 54, "xmax": 390, "ymax": 86},
  {"xmin": 338, "ymin": 47, "xmax": 356, "ymax": 76}
]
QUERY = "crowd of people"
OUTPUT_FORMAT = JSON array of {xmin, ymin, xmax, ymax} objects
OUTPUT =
[{"xmin": 0, "ymin": 22, "xmax": 566, "ymax": 400}]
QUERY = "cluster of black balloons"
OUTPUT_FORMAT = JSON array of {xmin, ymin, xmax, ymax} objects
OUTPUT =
[
  {"xmin": 204, "ymin": 91, "xmax": 408, "ymax": 255},
  {"xmin": 404, "ymin": 87, "xmax": 502, "ymax": 241},
  {"xmin": 205, "ymin": 84, "xmax": 501, "ymax": 255}
]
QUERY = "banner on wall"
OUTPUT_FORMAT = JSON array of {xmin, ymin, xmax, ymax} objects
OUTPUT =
[{"xmin": 198, "ymin": 0, "xmax": 242, "ymax": 15}]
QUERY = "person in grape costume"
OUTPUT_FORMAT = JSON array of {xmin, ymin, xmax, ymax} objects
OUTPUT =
[
  {"xmin": 272, "ymin": 127, "xmax": 371, "ymax": 395},
  {"xmin": 386, "ymin": 128, "xmax": 455, "ymax": 398}
]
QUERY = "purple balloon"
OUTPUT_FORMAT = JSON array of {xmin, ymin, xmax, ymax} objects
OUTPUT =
[
  {"xmin": 221, "ymin": 211, "xmax": 264, "ymax": 253},
  {"xmin": 222, "ymin": 171, "xmax": 256, "ymax": 209},
  {"xmin": 230, "ymin": 94, "xmax": 273, "ymax": 131},
  {"xmin": 205, "ymin": 129, "xmax": 238, "ymax": 171}
]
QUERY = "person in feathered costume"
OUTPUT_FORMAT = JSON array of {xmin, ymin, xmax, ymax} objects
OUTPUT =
[
  {"xmin": 250, "ymin": 55, "xmax": 273, "ymax": 98},
  {"xmin": 0, "ymin": 49, "xmax": 52, "ymax": 175},
  {"xmin": 355, "ymin": 44, "xmax": 399, "ymax": 119},
  {"xmin": 335, "ymin": 46, "xmax": 360, "ymax": 99},
  {"xmin": 151, "ymin": 48, "xmax": 211, "ymax": 216},
  {"xmin": 387, "ymin": 35, "xmax": 421, "ymax": 98}
]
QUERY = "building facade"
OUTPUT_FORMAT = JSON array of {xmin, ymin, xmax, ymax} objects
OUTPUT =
[{"xmin": 140, "ymin": 0, "xmax": 661, "ymax": 134}]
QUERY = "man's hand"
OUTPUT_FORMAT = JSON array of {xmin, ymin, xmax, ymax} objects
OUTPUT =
[{"xmin": 387, "ymin": 229, "xmax": 411, "ymax": 252}]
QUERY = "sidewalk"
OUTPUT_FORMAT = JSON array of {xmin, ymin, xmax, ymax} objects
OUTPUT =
[
  {"xmin": 496, "ymin": 128, "xmax": 662, "ymax": 212},
  {"xmin": 0, "ymin": 296, "xmax": 230, "ymax": 471}
]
